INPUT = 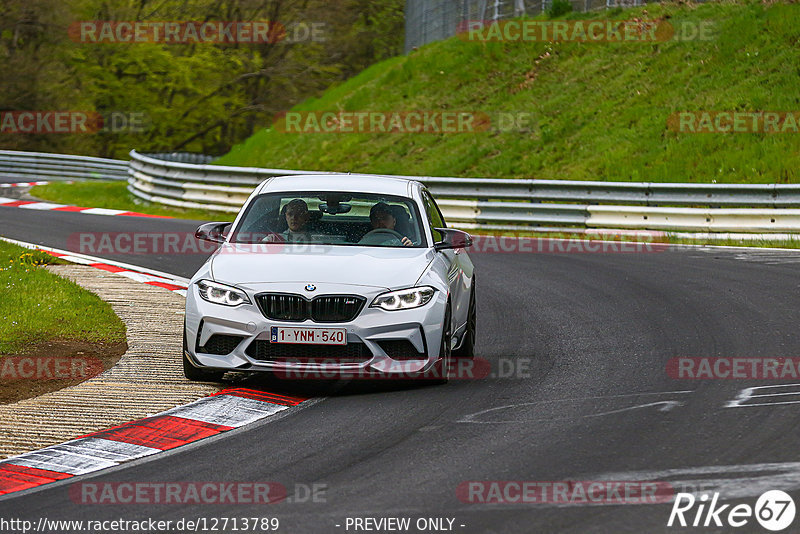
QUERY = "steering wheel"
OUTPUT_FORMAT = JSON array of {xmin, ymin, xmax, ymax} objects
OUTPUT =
[
  {"xmin": 366, "ymin": 228, "xmax": 404, "ymax": 240},
  {"xmin": 255, "ymin": 223, "xmax": 284, "ymax": 243},
  {"xmin": 239, "ymin": 217, "xmax": 283, "ymax": 243},
  {"xmin": 260, "ymin": 231, "xmax": 285, "ymax": 243}
]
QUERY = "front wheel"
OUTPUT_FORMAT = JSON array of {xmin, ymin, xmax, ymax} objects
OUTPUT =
[
  {"xmin": 453, "ymin": 279, "xmax": 476, "ymax": 360},
  {"xmin": 182, "ymin": 322, "xmax": 224, "ymax": 382},
  {"xmin": 426, "ymin": 303, "xmax": 452, "ymax": 385}
]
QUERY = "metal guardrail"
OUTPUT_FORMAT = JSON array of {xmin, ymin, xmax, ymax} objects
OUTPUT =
[
  {"xmin": 0, "ymin": 150, "xmax": 128, "ymax": 182},
  {"xmin": 127, "ymin": 150, "xmax": 334, "ymax": 212},
  {"xmin": 126, "ymin": 150, "xmax": 800, "ymax": 233},
  {"xmin": 2, "ymin": 149, "xmax": 799, "ymax": 233},
  {"xmin": 422, "ymin": 178, "xmax": 800, "ymax": 207},
  {"xmin": 141, "ymin": 152, "xmax": 217, "ymax": 165}
]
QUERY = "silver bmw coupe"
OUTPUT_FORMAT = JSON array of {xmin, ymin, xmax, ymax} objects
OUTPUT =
[{"xmin": 183, "ymin": 174, "xmax": 475, "ymax": 383}]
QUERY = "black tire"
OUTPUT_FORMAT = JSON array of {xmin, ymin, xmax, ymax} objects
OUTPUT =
[
  {"xmin": 427, "ymin": 303, "xmax": 452, "ymax": 385},
  {"xmin": 453, "ymin": 279, "xmax": 476, "ymax": 360},
  {"xmin": 182, "ymin": 321, "xmax": 224, "ymax": 382}
]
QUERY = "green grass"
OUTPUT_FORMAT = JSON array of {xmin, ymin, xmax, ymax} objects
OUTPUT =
[
  {"xmin": 30, "ymin": 182, "xmax": 237, "ymax": 222},
  {"xmin": 216, "ymin": 0, "xmax": 800, "ymax": 183},
  {"xmin": 0, "ymin": 241, "xmax": 127, "ymax": 354}
]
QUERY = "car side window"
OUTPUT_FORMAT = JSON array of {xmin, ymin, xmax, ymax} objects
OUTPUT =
[
  {"xmin": 237, "ymin": 195, "xmax": 280, "ymax": 238},
  {"xmin": 422, "ymin": 191, "xmax": 446, "ymax": 243}
]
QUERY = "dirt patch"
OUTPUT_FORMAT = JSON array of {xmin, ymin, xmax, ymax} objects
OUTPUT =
[{"xmin": 0, "ymin": 340, "xmax": 126, "ymax": 404}]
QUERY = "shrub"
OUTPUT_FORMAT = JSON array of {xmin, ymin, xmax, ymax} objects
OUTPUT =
[{"xmin": 548, "ymin": 0, "xmax": 573, "ymax": 18}]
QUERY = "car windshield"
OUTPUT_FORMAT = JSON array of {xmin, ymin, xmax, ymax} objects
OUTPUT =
[{"xmin": 230, "ymin": 191, "xmax": 426, "ymax": 247}]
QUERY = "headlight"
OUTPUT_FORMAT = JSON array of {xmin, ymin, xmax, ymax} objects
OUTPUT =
[
  {"xmin": 371, "ymin": 286, "xmax": 436, "ymax": 311},
  {"xmin": 196, "ymin": 280, "xmax": 250, "ymax": 306}
]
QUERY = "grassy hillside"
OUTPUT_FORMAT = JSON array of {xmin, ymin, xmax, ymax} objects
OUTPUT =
[{"xmin": 216, "ymin": 0, "xmax": 800, "ymax": 183}]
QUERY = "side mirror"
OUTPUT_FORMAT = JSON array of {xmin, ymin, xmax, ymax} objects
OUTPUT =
[
  {"xmin": 195, "ymin": 222, "xmax": 231, "ymax": 244},
  {"xmin": 433, "ymin": 228, "xmax": 473, "ymax": 251}
]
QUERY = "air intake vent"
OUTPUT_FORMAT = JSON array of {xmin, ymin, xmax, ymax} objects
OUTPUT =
[
  {"xmin": 245, "ymin": 340, "xmax": 369, "ymax": 363},
  {"xmin": 257, "ymin": 294, "xmax": 307, "ymax": 321},
  {"xmin": 197, "ymin": 334, "xmax": 244, "ymax": 355},
  {"xmin": 377, "ymin": 340, "xmax": 425, "ymax": 360},
  {"xmin": 311, "ymin": 296, "xmax": 365, "ymax": 322},
  {"xmin": 256, "ymin": 293, "xmax": 365, "ymax": 323}
]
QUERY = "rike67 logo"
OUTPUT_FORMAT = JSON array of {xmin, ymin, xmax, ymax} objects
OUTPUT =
[{"xmin": 668, "ymin": 490, "xmax": 796, "ymax": 531}]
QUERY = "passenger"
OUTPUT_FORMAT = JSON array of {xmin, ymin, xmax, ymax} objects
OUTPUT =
[{"xmin": 359, "ymin": 202, "xmax": 413, "ymax": 246}]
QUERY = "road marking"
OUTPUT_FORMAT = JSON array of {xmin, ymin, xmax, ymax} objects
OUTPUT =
[
  {"xmin": 593, "ymin": 462, "xmax": 800, "ymax": 502},
  {"xmin": 458, "ymin": 391, "xmax": 693, "ymax": 424},
  {"xmin": 725, "ymin": 383, "xmax": 800, "ymax": 408},
  {"xmin": 732, "ymin": 251, "xmax": 800, "ymax": 265},
  {"xmin": 444, "ymin": 462, "xmax": 800, "ymax": 510}
]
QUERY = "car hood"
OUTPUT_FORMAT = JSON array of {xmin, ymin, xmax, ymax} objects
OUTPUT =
[{"xmin": 210, "ymin": 243, "xmax": 436, "ymax": 290}]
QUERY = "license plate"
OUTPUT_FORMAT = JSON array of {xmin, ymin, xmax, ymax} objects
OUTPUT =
[{"xmin": 270, "ymin": 326, "xmax": 347, "ymax": 345}]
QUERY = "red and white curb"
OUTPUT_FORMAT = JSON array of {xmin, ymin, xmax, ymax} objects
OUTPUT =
[
  {"xmin": 0, "ymin": 237, "xmax": 189, "ymax": 296},
  {"xmin": 0, "ymin": 238, "xmax": 314, "ymax": 498},
  {"xmin": 0, "ymin": 196, "xmax": 170, "ymax": 219},
  {"xmin": 0, "ymin": 181, "xmax": 51, "ymax": 188},
  {"xmin": 47, "ymin": 251, "xmax": 188, "ymax": 295},
  {"xmin": 0, "ymin": 388, "xmax": 306, "ymax": 495}
]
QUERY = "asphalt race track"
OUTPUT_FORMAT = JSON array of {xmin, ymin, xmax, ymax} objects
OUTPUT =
[{"xmin": 2, "ymin": 206, "xmax": 800, "ymax": 533}]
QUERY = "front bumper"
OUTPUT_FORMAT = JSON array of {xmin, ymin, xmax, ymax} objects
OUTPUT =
[{"xmin": 184, "ymin": 282, "xmax": 448, "ymax": 378}]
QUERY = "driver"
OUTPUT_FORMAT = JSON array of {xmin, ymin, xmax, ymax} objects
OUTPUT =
[
  {"xmin": 265, "ymin": 198, "xmax": 312, "ymax": 242},
  {"xmin": 359, "ymin": 202, "xmax": 413, "ymax": 246}
]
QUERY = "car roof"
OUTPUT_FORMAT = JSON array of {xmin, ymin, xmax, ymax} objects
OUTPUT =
[{"xmin": 256, "ymin": 174, "xmax": 424, "ymax": 198}]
